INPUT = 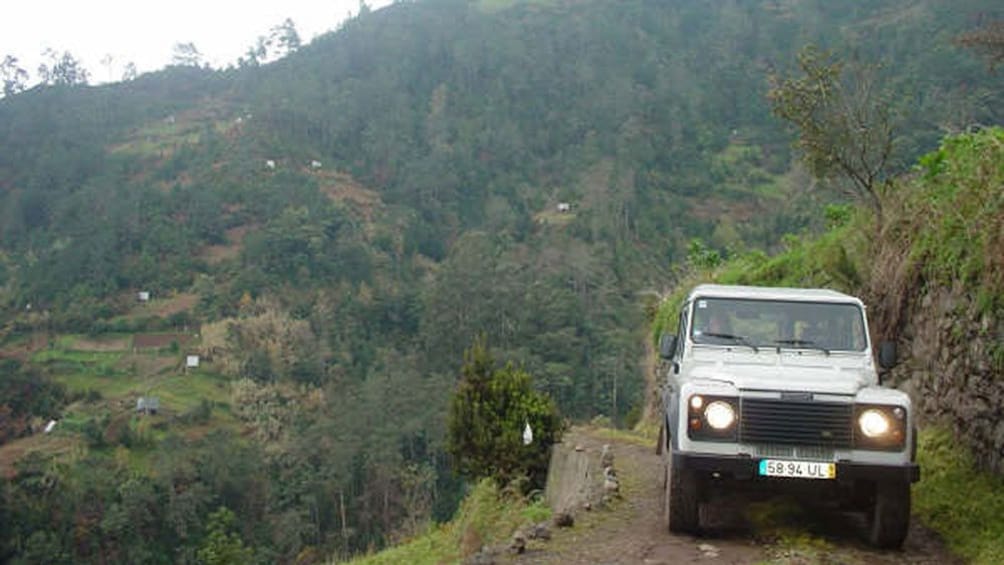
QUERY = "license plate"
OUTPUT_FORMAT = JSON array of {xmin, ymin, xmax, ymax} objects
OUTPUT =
[{"xmin": 758, "ymin": 459, "xmax": 835, "ymax": 479}]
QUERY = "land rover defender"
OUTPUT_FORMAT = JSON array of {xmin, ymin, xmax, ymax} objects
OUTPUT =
[{"xmin": 657, "ymin": 284, "xmax": 919, "ymax": 548}]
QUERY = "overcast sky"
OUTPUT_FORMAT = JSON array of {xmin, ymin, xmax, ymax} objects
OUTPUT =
[{"xmin": 1, "ymin": 0, "xmax": 394, "ymax": 85}]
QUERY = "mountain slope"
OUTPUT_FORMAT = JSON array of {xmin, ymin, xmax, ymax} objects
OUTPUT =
[{"xmin": 1, "ymin": 0, "xmax": 1003, "ymax": 562}]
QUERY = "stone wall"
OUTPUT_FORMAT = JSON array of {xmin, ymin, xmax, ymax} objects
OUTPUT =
[
  {"xmin": 544, "ymin": 439, "xmax": 604, "ymax": 514},
  {"xmin": 544, "ymin": 430, "xmax": 622, "ymax": 515},
  {"xmin": 889, "ymin": 284, "xmax": 1004, "ymax": 474}
]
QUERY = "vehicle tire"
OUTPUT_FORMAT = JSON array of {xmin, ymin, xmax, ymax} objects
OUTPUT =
[
  {"xmin": 868, "ymin": 480, "xmax": 910, "ymax": 549},
  {"xmin": 664, "ymin": 452, "xmax": 700, "ymax": 534}
]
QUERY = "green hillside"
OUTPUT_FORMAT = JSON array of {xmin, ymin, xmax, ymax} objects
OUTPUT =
[{"xmin": 1, "ymin": 0, "xmax": 1003, "ymax": 562}]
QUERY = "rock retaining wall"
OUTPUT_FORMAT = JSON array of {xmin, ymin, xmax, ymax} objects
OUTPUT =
[
  {"xmin": 889, "ymin": 284, "xmax": 1004, "ymax": 473},
  {"xmin": 544, "ymin": 434, "xmax": 620, "ymax": 514}
]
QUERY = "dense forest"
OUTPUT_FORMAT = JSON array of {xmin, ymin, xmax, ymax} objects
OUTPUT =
[{"xmin": 1, "ymin": 0, "xmax": 1002, "ymax": 562}]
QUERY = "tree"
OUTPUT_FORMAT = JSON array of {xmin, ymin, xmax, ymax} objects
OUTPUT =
[
  {"xmin": 100, "ymin": 54, "xmax": 114, "ymax": 83},
  {"xmin": 956, "ymin": 21, "xmax": 1004, "ymax": 71},
  {"xmin": 196, "ymin": 507, "xmax": 253, "ymax": 565},
  {"xmin": 768, "ymin": 46, "xmax": 895, "ymax": 226},
  {"xmin": 270, "ymin": 18, "xmax": 302, "ymax": 56},
  {"xmin": 172, "ymin": 42, "xmax": 204, "ymax": 67},
  {"xmin": 446, "ymin": 336, "xmax": 563, "ymax": 490},
  {"xmin": 36, "ymin": 49, "xmax": 89, "ymax": 86},
  {"xmin": 122, "ymin": 61, "xmax": 138, "ymax": 81},
  {"xmin": 239, "ymin": 18, "xmax": 302, "ymax": 67},
  {"xmin": 1, "ymin": 55, "xmax": 29, "ymax": 97}
]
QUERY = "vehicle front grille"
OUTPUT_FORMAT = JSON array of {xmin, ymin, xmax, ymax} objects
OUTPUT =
[
  {"xmin": 754, "ymin": 444, "xmax": 835, "ymax": 461},
  {"xmin": 740, "ymin": 398, "xmax": 852, "ymax": 448}
]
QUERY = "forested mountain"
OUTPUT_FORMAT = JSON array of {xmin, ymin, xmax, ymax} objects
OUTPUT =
[{"xmin": 1, "ymin": 0, "xmax": 1001, "ymax": 562}]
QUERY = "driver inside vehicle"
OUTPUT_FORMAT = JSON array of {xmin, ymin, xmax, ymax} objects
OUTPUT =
[
  {"xmin": 704, "ymin": 309, "xmax": 732, "ymax": 335},
  {"xmin": 800, "ymin": 320, "xmax": 826, "ymax": 344}
]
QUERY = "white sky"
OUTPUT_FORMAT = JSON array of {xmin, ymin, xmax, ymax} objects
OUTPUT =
[{"xmin": 1, "ymin": 0, "xmax": 394, "ymax": 85}]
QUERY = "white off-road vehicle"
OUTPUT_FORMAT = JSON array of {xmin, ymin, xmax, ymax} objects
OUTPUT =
[{"xmin": 657, "ymin": 284, "xmax": 919, "ymax": 548}]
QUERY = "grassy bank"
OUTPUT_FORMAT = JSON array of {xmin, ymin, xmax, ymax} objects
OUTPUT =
[
  {"xmin": 344, "ymin": 479, "xmax": 549, "ymax": 565},
  {"xmin": 914, "ymin": 427, "xmax": 1004, "ymax": 564}
]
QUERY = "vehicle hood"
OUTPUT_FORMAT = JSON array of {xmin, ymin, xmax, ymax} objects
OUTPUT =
[{"xmin": 686, "ymin": 350, "xmax": 873, "ymax": 395}]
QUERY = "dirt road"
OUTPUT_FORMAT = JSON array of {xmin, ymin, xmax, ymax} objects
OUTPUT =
[{"xmin": 507, "ymin": 427, "xmax": 959, "ymax": 565}]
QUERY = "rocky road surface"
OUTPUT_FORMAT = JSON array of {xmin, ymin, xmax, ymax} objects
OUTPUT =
[{"xmin": 501, "ymin": 427, "xmax": 959, "ymax": 565}]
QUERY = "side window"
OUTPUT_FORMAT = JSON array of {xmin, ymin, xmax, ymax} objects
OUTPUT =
[{"xmin": 675, "ymin": 305, "xmax": 689, "ymax": 358}]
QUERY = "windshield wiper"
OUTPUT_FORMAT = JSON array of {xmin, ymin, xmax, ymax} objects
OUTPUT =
[
  {"xmin": 773, "ymin": 339, "xmax": 830, "ymax": 356},
  {"xmin": 701, "ymin": 332, "xmax": 759, "ymax": 353}
]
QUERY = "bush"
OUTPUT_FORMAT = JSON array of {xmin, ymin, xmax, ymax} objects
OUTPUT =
[{"xmin": 446, "ymin": 336, "xmax": 563, "ymax": 491}]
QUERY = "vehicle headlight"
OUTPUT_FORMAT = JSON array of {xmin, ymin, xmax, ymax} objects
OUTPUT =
[
  {"xmin": 854, "ymin": 404, "xmax": 907, "ymax": 450},
  {"xmin": 858, "ymin": 409, "xmax": 891, "ymax": 437},
  {"xmin": 687, "ymin": 395, "xmax": 738, "ymax": 441},
  {"xmin": 705, "ymin": 401, "xmax": 736, "ymax": 430}
]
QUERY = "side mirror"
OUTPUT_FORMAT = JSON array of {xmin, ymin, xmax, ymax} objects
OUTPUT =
[
  {"xmin": 659, "ymin": 334, "xmax": 678, "ymax": 360},
  {"xmin": 878, "ymin": 340, "xmax": 897, "ymax": 370}
]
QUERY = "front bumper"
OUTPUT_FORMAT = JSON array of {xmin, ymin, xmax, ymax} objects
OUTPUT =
[{"xmin": 674, "ymin": 452, "xmax": 920, "ymax": 483}]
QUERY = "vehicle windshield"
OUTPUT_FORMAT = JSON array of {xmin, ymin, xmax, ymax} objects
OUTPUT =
[{"xmin": 690, "ymin": 297, "xmax": 867, "ymax": 352}]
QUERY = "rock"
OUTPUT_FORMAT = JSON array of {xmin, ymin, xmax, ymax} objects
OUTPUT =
[
  {"xmin": 509, "ymin": 531, "xmax": 526, "ymax": 555},
  {"xmin": 603, "ymin": 476, "xmax": 619, "ymax": 495},
  {"xmin": 601, "ymin": 444, "xmax": 614, "ymax": 467},
  {"xmin": 553, "ymin": 512, "xmax": 575, "ymax": 528},
  {"xmin": 463, "ymin": 549, "xmax": 498, "ymax": 565},
  {"xmin": 993, "ymin": 421, "xmax": 1004, "ymax": 452},
  {"xmin": 527, "ymin": 521, "xmax": 552, "ymax": 541},
  {"xmin": 698, "ymin": 542, "xmax": 720, "ymax": 558}
]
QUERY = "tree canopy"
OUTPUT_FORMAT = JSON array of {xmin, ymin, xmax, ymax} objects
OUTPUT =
[{"xmin": 447, "ymin": 336, "xmax": 563, "ymax": 490}]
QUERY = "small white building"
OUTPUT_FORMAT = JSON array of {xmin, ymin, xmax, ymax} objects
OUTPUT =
[
  {"xmin": 186, "ymin": 355, "xmax": 200, "ymax": 369},
  {"xmin": 265, "ymin": 159, "xmax": 276, "ymax": 170},
  {"xmin": 44, "ymin": 420, "xmax": 57, "ymax": 434},
  {"xmin": 138, "ymin": 291, "xmax": 151, "ymax": 302},
  {"xmin": 136, "ymin": 397, "xmax": 160, "ymax": 415},
  {"xmin": 557, "ymin": 202, "xmax": 571, "ymax": 213},
  {"xmin": 310, "ymin": 160, "xmax": 323, "ymax": 169}
]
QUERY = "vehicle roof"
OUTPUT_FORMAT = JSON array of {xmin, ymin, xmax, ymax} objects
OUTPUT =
[{"xmin": 687, "ymin": 284, "xmax": 864, "ymax": 306}]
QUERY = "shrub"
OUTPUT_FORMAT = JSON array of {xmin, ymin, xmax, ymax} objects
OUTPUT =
[{"xmin": 446, "ymin": 336, "xmax": 563, "ymax": 491}]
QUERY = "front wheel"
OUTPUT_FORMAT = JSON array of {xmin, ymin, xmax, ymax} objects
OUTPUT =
[
  {"xmin": 663, "ymin": 452, "xmax": 700, "ymax": 534},
  {"xmin": 868, "ymin": 480, "xmax": 910, "ymax": 549}
]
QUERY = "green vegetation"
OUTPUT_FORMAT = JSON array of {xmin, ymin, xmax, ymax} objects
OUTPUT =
[
  {"xmin": 590, "ymin": 425, "xmax": 657, "ymax": 448},
  {"xmin": 746, "ymin": 498, "xmax": 838, "ymax": 564},
  {"xmin": 447, "ymin": 337, "xmax": 563, "ymax": 490},
  {"xmin": 652, "ymin": 129, "xmax": 1004, "ymax": 340},
  {"xmin": 769, "ymin": 45, "xmax": 895, "ymax": 223},
  {"xmin": 908, "ymin": 130, "xmax": 1004, "ymax": 309},
  {"xmin": 196, "ymin": 507, "xmax": 255, "ymax": 565},
  {"xmin": 0, "ymin": 359, "xmax": 66, "ymax": 443},
  {"xmin": 346, "ymin": 479, "xmax": 550, "ymax": 565},
  {"xmin": 2, "ymin": 0, "xmax": 1003, "ymax": 562},
  {"xmin": 914, "ymin": 427, "xmax": 1004, "ymax": 564}
]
